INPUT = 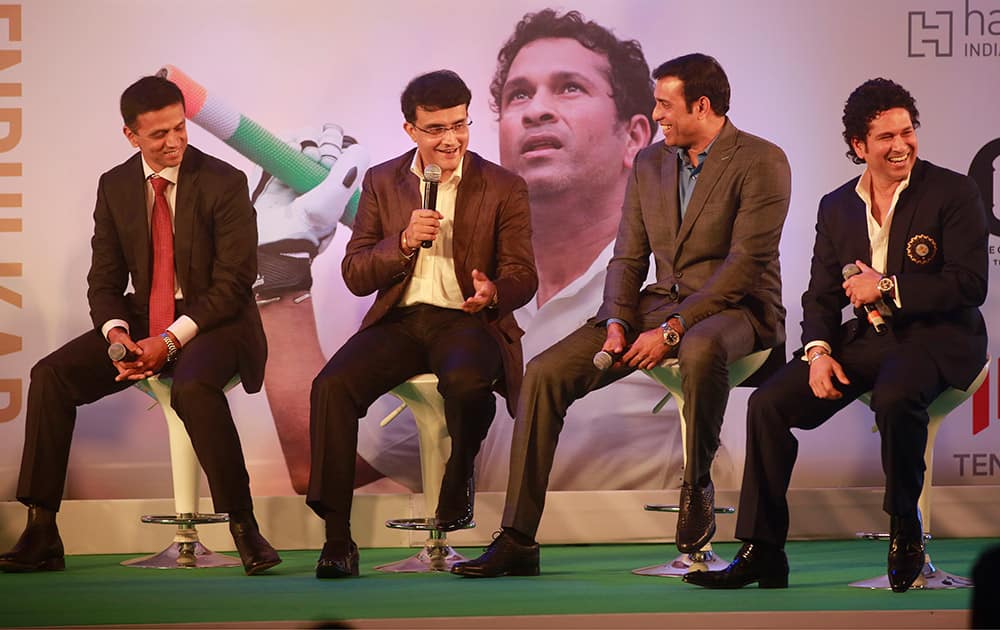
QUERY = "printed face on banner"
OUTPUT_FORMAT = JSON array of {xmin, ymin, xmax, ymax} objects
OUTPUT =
[
  {"xmin": 851, "ymin": 107, "xmax": 919, "ymax": 186},
  {"xmin": 404, "ymin": 104, "xmax": 469, "ymax": 181},
  {"xmin": 497, "ymin": 37, "xmax": 629, "ymax": 198},
  {"xmin": 652, "ymin": 76, "xmax": 701, "ymax": 150},
  {"xmin": 123, "ymin": 103, "xmax": 188, "ymax": 172}
]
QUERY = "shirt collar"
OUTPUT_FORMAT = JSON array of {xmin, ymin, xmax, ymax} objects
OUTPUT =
[
  {"xmin": 141, "ymin": 155, "xmax": 180, "ymax": 185},
  {"xmin": 409, "ymin": 152, "xmax": 464, "ymax": 186},
  {"xmin": 678, "ymin": 135, "xmax": 718, "ymax": 172},
  {"xmin": 854, "ymin": 167, "xmax": 912, "ymax": 208}
]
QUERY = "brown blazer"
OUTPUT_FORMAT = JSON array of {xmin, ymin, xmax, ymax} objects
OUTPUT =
[
  {"xmin": 343, "ymin": 149, "xmax": 537, "ymax": 413},
  {"xmin": 86, "ymin": 146, "xmax": 267, "ymax": 392},
  {"xmin": 596, "ymin": 119, "xmax": 791, "ymax": 349}
]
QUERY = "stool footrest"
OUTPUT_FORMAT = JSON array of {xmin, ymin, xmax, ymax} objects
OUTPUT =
[
  {"xmin": 644, "ymin": 504, "xmax": 735, "ymax": 514},
  {"xmin": 141, "ymin": 512, "xmax": 230, "ymax": 526},
  {"xmin": 385, "ymin": 517, "xmax": 475, "ymax": 533},
  {"xmin": 855, "ymin": 531, "xmax": 932, "ymax": 541}
]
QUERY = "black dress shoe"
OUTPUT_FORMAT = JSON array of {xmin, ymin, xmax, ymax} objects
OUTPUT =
[
  {"xmin": 229, "ymin": 514, "xmax": 282, "ymax": 576},
  {"xmin": 888, "ymin": 514, "xmax": 925, "ymax": 593},
  {"xmin": 451, "ymin": 530, "xmax": 539, "ymax": 578},
  {"xmin": 0, "ymin": 505, "xmax": 65, "ymax": 573},
  {"xmin": 683, "ymin": 542, "xmax": 789, "ymax": 589},
  {"xmin": 676, "ymin": 480, "xmax": 716, "ymax": 553},
  {"xmin": 316, "ymin": 541, "xmax": 359, "ymax": 579},
  {"xmin": 435, "ymin": 478, "xmax": 474, "ymax": 532}
]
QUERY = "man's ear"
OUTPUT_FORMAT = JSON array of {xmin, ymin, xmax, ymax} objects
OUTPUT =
[{"xmin": 622, "ymin": 114, "xmax": 652, "ymax": 170}]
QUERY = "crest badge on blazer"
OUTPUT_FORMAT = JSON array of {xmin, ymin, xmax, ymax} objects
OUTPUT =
[{"xmin": 906, "ymin": 234, "xmax": 937, "ymax": 264}]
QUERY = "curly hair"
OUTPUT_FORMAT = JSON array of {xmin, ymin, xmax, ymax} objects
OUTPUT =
[
  {"xmin": 842, "ymin": 78, "xmax": 920, "ymax": 164},
  {"xmin": 490, "ymin": 9, "xmax": 653, "ymax": 129}
]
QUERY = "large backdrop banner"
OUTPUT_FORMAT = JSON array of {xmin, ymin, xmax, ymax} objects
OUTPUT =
[{"xmin": 0, "ymin": 0, "xmax": 998, "ymax": 502}]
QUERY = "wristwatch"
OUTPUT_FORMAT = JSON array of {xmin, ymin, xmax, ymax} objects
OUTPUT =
[
  {"xmin": 877, "ymin": 275, "xmax": 895, "ymax": 300},
  {"xmin": 806, "ymin": 348, "xmax": 829, "ymax": 365},
  {"xmin": 660, "ymin": 321, "xmax": 681, "ymax": 347}
]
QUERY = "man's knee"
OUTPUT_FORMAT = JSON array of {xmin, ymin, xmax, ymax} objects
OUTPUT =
[
  {"xmin": 437, "ymin": 367, "xmax": 494, "ymax": 402},
  {"xmin": 677, "ymin": 332, "xmax": 726, "ymax": 381}
]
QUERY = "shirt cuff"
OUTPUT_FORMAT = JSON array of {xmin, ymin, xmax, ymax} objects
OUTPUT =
[
  {"xmin": 167, "ymin": 315, "xmax": 199, "ymax": 347},
  {"xmin": 606, "ymin": 318, "xmax": 630, "ymax": 333},
  {"xmin": 102, "ymin": 319, "xmax": 130, "ymax": 342},
  {"xmin": 802, "ymin": 340, "xmax": 832, "ymax": 362}
]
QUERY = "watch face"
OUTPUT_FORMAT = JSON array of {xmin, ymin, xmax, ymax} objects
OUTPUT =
[
  {"xmin": 663, "ymin": 328, "xmax": 681, "ymax": 347},
  {"xmin": 878, "ymin": 277, "xmax": 894, "ymax": 292}
]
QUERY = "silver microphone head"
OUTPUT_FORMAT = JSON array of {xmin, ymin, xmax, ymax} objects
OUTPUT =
[
  {"xmin": 841, "ymin": 263, "xmax": 861, "ymax": 280},
  {"xmin": 108, "ymin": 342, "xmax": 128, "ymax": 362},
  {"xmin": 593, "ymin": 351, "xmax": 614, "ymax": 371},
  {"xmin": 423, "ymin": 163, "xmax": 442, "ymax": 183}
]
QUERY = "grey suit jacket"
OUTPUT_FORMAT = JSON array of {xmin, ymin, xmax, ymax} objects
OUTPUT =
[
  {"xmin": 596, "ymin": 119, "xmax": 791, "ymax": 349},
  {"xmin": 343, "ymin": 149, "xmax": 537, "ymax": 413}
]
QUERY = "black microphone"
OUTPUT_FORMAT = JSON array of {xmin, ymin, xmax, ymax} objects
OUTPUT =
[
  {"xmin": 593, "ymin": 349, "xmax": 622, "ymax": 371},
  {"xmin": 842, "ymin": 263, "xmax": 887, "ymax": 335},
  {"xmin": 421, "ymin": 164, "xmax": 441, "ymax": 248},
  {"xmin": 108, "ymin": 342, "xmax": 137, "ymax": 362}
]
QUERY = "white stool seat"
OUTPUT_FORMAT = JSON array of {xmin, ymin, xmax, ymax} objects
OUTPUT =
[
  {"xmin": 633, "ymin": 348, "xmax": 773, "ymax": 577},
  {"xmin": 121, "ymin": 374, "xmax": 241, "ymax": 569},
  {"xmin": 374, "ymin": 373, "xmax": 472, "ymax": 573},
  {"xmin": 850, "ymin": 359, "xmax": 990, "ymax": 590}
]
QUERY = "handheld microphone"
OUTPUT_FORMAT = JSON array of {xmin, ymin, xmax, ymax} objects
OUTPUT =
[
  {"xmin": 108, "ymin": 343, "xmax": 137, "ymax": 363},
  {"xmin": 156, "ymin": 65, "xmax": 362, "ymax": 226},
  {"xmin": 842, "ymin": 263, "xmax": 887, "ymax": 335},
  {"xmin": 421, "ymin": 164, "xmax": 441, "ymax": 248},
  {"xmin": 593, "ymin": 350, "xmax": 621, "ymax": 371}
]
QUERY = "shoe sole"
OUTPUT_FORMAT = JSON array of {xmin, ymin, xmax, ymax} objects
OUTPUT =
[
  {"xmin": 245, "ymin": 557, "xmax": 282, "ymax": 576},
  {"xmin": 453, "ymin": 565, "xmax": 539, "ymax": 578},
  {"xmin": 0, "ymin": 556, "xmax": 66, "ymax": 573}
]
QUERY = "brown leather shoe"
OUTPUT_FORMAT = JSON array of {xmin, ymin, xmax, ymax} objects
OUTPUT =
[
  {"xmin": 229, "ymin": 513, "xmax": 281, "ymax": 576},
  {"xmin": 0, "ymin": 505, "xmax": 65, "ymax": 573},
  {"xmin": 888, "ymin": 514, "xmax": 925, "ymax": 593},
  {"xmin": 451, "ymin": 530, "xmax": 539, "ymax": 578},
  {"xmin": 316, "ymin": 541, "xmax": 359, "ymax": 579},
  {"xmin": 683, "ymin": 542, "xmax": 789, "ymax": 589},
  {"xmin": 676, "ymin": 480, "xmax": 716, "ymax": 553}
]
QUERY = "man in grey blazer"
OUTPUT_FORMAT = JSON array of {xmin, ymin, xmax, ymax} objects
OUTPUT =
[{"xmin": 453, "ymin": 53, "xmax": 791, "ymax": 577}]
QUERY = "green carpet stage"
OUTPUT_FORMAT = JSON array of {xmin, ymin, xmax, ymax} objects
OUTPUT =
[{"xmin": 0, "ymin": 539, "xmax": 990, "ymax": 629}]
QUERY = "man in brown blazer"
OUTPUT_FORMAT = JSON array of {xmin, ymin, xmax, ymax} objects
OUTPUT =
[
  {"xmin": 453, "ymin": 53, "xmax": 791, "ymax": 577},
  {"xmin": 306, "ymin": 70, "xmax": 537, "ymax": 578},
  {"xmin": 0, "ymin": 76, "xmax": 279, "ymax": 576}
]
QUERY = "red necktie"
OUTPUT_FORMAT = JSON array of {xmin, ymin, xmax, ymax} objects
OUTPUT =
[{"xmin": 148, "ymin": 175, "xmax": 175, "ymax": 336}]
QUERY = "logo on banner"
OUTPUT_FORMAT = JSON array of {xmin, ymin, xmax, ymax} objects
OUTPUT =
[
  {"xmin": 907, "ymin": 1, "xmax": 1000, "ymax": 58},
  {"xmin": 969, "ymin": 139, "xmax": 998, "ymax": 437}
]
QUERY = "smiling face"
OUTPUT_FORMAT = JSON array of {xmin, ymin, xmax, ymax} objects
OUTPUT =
[
  {"xmin": 651, "ymin": 76, "xmax": 703, "ymax": 151},
  {"xmin": 404, "ymin": 104, "xmax": 469, "ymax": 181},
  {"xmin": 123, "ymin": 102, "xmax": 188, "ymax": 172},
  {"xmin": 497, "ymin": 37, "xmax": 632, "ymax": 198},
  {"xmin": 851, "ymin": 107, "xmax": 918, "ymax": 185}
]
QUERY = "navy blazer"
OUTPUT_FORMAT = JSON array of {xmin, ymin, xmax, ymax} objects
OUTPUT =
[{"xmin": 801, "ymin": 159, "xmax": 988, "ymax": 390}]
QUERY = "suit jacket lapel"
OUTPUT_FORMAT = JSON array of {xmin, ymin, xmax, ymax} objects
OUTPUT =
[
  {"xmin": 454, "ymin": 152, "xmax": 485, "ymax": 277},
  {"xmin": 394, "ymin": 149, "xmax": 422, "ymax": 233},
  {"xmin": 675, "ymin": 120, "xmax": 738, "ymax": 246},
  {"xmin": 661, "ymin": 145, "xmax": 681, "ymax": 239},
  {"xmin": 173, "ymin": 148, "xmax": 200, "ymax": 295},
  {"xmin": 885, "ymin": 159, "xmax": 926, "ymax": 274},
  {"xmin": 123, "ymin": 154, "xmax": 152, "ymax": 292}
]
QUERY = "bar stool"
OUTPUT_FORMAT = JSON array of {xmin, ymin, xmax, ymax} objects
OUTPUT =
[
  {"xmin": 121, "ymin": 375, "xmax": 241, "ymax": 569},
  {"xmin": 374, "ymin": 373, "xmax": 473, "ymax": 573},
  {"xmin": 849, "ymin": 359, "xmax": 990, "ymax": 590},
  {"xmin": 633, "ymin": 348, "xmax": 773, "ymax": 577}
]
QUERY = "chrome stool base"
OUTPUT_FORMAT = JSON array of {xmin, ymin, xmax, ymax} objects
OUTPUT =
[
  {"xmin": 121, "ymin": 513, "xmax": 239, "ymax": 569},
  {"xmin": 633, "ymin": 505, "xmax": 735, "ymax": 577},
  {"xmin": 375, "ymin": 517, "xmax": 474, "ymax": 573},
  {"xmin": 849, "ymin": 554, "xmax": 973, "ymax": 590}
]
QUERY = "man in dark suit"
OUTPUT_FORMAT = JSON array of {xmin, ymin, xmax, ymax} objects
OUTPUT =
[
  {"xmin": 685, "ymin": 78, "xmax": 988, "ymax": 593},
  {"xmin": 306, "ymin": 70, "xmax": 537, "ymax": 579},
  {"xmin": 453, "ymin": 53, "xmax": 791, "ymax": 577},
  {"xmin": 0, "ymin": 76, "xmax": 280, "ymax": 576}
]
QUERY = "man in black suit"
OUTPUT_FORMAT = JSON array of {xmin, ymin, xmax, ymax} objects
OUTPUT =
[
  {"xmin": 685, "ymin": 78, "xmax": 988, "ymax": 593},
  {"xmin": 0, "ymin": 76, "xmax": 280, "ymax": 575}
]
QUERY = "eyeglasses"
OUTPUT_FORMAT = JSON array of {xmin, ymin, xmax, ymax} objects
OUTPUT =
[{"xmin": 411, "ymin": 119, "xmax": 473, "ymax": 137}]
